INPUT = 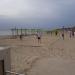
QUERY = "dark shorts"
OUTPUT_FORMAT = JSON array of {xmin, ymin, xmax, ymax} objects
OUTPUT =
[
  {"xmin": 62, "ymin": 34, "xmax": 64, "ymax": 37},
  {"xmin": 38, "ymin": 37, "xmax": 41, "ymax": 39}
]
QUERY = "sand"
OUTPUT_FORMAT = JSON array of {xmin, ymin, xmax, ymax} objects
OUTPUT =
[
  {"xmin": 0, "ymin": 33, "xmax": 75, "ymax": 75},
  {"xmin": 28, "ymin": 57, "xmax": 75, "ymax": 75}
]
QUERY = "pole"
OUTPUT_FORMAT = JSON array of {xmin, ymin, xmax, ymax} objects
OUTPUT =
[
  {"xmin": 11, "ymin": 28, "xmax": 14, "ymax": 36},
  {"xmin": 16, "ymin": 28, "xmax": 18, "ymax": 36},
  {"xmin": 21, "ymin": 28, "xmax": 22, "ymax": 35}
]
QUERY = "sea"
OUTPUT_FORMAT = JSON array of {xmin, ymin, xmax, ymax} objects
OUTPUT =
[
  {"xmin": 0, "ymin": 29, "xmax": 50, "ymax": 36},
  {"xmin": 0, "ymin": 30, "xmax": 12, "ymax": 36},
  {"xmin": 0, "ymin": 29, "xmax": 38, "ymax": 36}
]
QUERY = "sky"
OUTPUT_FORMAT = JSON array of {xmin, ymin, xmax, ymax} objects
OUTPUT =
[{"xmin": 0, "ymin": 0, "xmax": 75, "ymax": 30}]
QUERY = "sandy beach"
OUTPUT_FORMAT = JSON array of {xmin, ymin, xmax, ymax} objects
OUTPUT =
[{"xmin": 0, "ymin": 32, "xmax": 75, "ymax": 75}]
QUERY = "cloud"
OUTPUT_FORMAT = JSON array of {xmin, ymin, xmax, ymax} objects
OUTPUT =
[{"xmin": 0, "ymin": 0, "xmax": 75, "ymax": 29}]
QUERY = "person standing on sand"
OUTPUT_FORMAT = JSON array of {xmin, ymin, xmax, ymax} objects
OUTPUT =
[
  {"xmin": 69, "ymin": 31, "xmax": 72, "ymax": 39},
  {"xmin": 36, "ymin": 32, "xmax": 42, "ymax": 44},
  {"xmin": 20, "ymin": 34, "xmax": 23, "ymax": 40},
  {"xmin": 61, "ymin": 29, "xmax": 64, "ymax": 40},
  {"xmin": 72, "ymin": 30, "xmax": 74, "ymax": 37},
  {"xmin": 62, "ymin": 33, "xmax": 64, "ymax": 40},
  {"xmin": 55, "ymin": 31, "xmax": 58, "ymax": 36}
]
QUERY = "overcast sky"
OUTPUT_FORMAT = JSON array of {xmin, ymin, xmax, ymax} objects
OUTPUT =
[{"xmin": 0, "ymin": 0, "xmax": 75, "ymax": 30}]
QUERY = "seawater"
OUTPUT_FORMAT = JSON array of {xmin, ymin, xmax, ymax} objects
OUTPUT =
[{"xmin": 0, "ymin": 30, "xmax": 12, "ymax": 36}]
